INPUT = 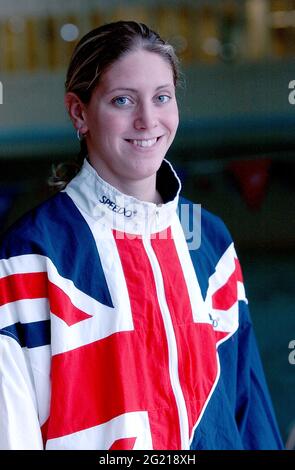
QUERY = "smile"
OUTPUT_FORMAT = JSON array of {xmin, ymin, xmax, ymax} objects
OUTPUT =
[{"xmin": 126, "ymin": 137, "xmax": 159, "ymax": 148}]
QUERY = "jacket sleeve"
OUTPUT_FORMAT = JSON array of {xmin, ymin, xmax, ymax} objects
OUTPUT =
[
  {"xmin": 0, "ymin": 233, "xmax": 50, "ymax": 449},
  {"xmin": 0, "ymin": 333, "xmax": 44, "ymax": 449},
  {"xmin": 235, "ymin": 301, "xmax": 284, "ymax": 449},
  {"xmin": 183, "ymin": 205, "xmax": 284, "ymax": 449}
]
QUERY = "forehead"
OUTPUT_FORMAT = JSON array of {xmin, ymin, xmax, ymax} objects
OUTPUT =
[{"xmin": 99, "ymin": 49, "xmax": 174, "ymax": 91}]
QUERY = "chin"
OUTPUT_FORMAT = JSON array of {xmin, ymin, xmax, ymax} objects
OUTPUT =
[{"xmin": 131, "ymin": 157, "xmax": 164, "ymax": 179}]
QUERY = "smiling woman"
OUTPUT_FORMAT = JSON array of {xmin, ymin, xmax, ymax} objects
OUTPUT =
[
  {"xmin": 65, "ymin": 49, "xmax": 179, "ymax": 201},
  {"xmin": 0, "ymin": 21, "xmax": 283, "ymax": 451}
]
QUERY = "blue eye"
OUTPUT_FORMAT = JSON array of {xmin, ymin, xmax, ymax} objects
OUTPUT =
[
  {"xmin": 157, "ymin": 95, "xmax": 170, "ymax": 103},
  {"xmin": 113, "ymin": 96, "xmax": 131, "ymax": 106}
]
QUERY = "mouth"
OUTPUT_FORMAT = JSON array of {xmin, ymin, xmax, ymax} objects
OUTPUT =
[{"xmin": 125, "ymin": 137, "xmax": 161, "ymax": 148}]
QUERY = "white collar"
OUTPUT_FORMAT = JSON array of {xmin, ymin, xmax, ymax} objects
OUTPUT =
[{"xmin": 65, "ymin": 158, "xmax": 181, "ymax": 235}]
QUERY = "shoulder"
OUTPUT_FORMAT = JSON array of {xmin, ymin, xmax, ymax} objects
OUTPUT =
[
  {"xmin": 178, "ymin": 195, "xmax": 233, "ymax": 252},
  {"xmin": 178, "ymin": 196, "xmax": 237, "ymax": 299},
  {"xmin": 0, "ymin": 191, "xmax": 80, "ymax": 259}
]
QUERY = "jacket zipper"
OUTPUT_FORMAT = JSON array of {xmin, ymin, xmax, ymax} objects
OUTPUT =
[{"xmin": 142, "ymin": 235, "xmax": 189, "ymax": 449}]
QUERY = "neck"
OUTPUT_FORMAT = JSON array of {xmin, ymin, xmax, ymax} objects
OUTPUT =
[
  {"xmin": 88, "ymin": 158, "xmax": 163, "ymax": 204},
  {"xmin": 117, "ymin": 177, "xmax": 163, "ymax": 204}
]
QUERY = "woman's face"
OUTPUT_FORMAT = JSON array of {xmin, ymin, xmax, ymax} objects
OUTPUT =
[{"xmin": 82, "ymin": 49, "xmax": 179, "ymax": 194}]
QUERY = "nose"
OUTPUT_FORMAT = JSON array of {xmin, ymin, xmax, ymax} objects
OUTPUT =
[{"xmin": 134, "ymin": 102, "xmax": 158, "ymax": 130}]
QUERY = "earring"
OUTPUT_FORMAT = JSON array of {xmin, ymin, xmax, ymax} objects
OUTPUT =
[{"xmin": 77, "ymin": 129, "xmax": 85, "ymax": 141}]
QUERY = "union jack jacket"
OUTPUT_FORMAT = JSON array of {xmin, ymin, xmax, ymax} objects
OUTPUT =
[{"xmin": 0, "ymin": 159, "xmax": 283, "ymax": 449}]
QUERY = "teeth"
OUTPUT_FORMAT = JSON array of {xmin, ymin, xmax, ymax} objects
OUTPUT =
[{"xmin": 130, "ymin": 138, "xmax": 157, "ymax": 147}]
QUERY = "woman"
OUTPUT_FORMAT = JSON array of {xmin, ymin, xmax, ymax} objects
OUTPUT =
[{"xmin": 0, "ymin": 21, "xmax": 283, "ymax": 450}]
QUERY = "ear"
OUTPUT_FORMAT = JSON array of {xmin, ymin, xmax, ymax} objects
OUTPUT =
[{"xmin": 65, "ymin": 92, "xmax": 88, "ymax": 134}]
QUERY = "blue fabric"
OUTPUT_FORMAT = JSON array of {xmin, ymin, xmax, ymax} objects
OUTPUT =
[{"xmin": 0, "ymin": 320, "xmax": 50, "ymax": 348}]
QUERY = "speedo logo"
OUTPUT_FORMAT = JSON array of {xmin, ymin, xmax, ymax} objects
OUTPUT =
[{"xmin": 99, "ymin": 195, "xmax": 133, "ymax": 218}]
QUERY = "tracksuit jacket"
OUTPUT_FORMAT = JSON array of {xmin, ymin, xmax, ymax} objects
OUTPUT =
[{"xmin": 0, "ymin": 158, "xmax": 283, "ymax": 450}]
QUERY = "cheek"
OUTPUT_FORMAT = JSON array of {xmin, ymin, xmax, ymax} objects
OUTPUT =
[
  {"xmin": 87, "ymin": 106, "xmax": 123, "ymax": 135},
  {"xmin": 168, "ymin": 106, "xmax": 179, "ymax": 133},
  {"xmin": 102, "ymin": 113, "xmax": 129, "ymax": 137}
]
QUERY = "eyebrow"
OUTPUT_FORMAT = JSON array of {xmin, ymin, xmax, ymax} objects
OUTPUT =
[{"xmin": 106, "ymin": 84, "xmax": 173, "ymax": 94}]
